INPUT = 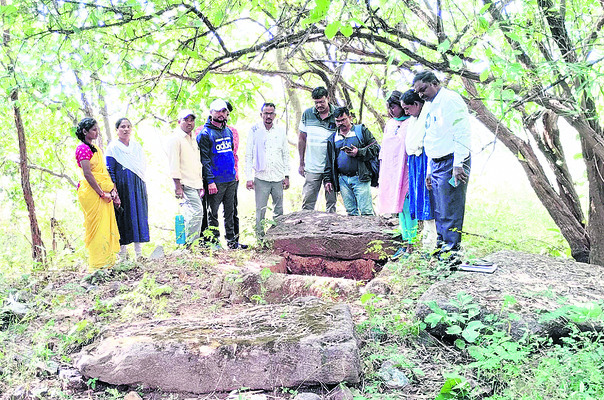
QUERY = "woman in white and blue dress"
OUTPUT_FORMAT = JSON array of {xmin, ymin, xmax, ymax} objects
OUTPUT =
[{"xmin": 106, "ymin": 118, "xmax": 150, "ymax": 259}]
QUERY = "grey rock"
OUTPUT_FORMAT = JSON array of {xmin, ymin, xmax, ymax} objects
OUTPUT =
[
  {"xmin": 10, "ymin": 386, "xmax": 26, "ymax": 400},
  {"xmin": 2, "ymin": 296, "xmax": 30, "ymax": 318},
  {"xmin": 59, "ymin": 366, "xmax": 82, "ymax": 380},
  {"xmin": 362, "ymin": 279, "xmax": 391, "ymax": 296},
  {"xmin": 379, "ymin": 361, "xmax": 410, "ymax": 389},
  {"xmin": 36, "ymin": 360, "xmax": 59, "ymax": 376},
  {"xmin": 30, "ymin": 384, "xmax": 49, "ymax": 399},
  {"xmin": 326, "ymin": 384, "xmax": 354, "ymax": 400},
  {"xmin": 124, "ymin": 392, "xmax": 143, "ymax": 400},
  {"xmin": 416, "ymin": 250, "xmax": 604, "ymax": 340},
  {"xmin": 265, "ymin": 211, "xmax": 399, "ymax": 261},
  {"xmin": 293, "ymin": 393, "xmax": 322, "ymax": 400},
  {"xmin": 74, "ymin": 302, "xmax": 360, "ymax": 394},
  {"xmin": 149, "ymin": 245, "xmax": 165, "ymax": 260}
]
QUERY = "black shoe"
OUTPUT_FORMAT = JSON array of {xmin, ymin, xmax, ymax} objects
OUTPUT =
[{"xmin": 228, "ymin": 242, "xmax": 248, "ymax": 250}]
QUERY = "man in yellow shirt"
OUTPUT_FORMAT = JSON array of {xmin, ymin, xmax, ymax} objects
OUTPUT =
[{"xmin": 167, "ymin": 109, "xmax": 205, "ymax": 245}]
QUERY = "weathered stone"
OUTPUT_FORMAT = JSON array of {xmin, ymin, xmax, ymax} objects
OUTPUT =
[
  {"xmin": 30, "ymin": 384, "xmax": 49, "ymax": 399},
  {"xmin": 59, "ymin": 366, "xmax": 86, "ymax": 391},
  {"xmin": 361, "ymin": 278, "xmax": 391, "ymax": 296},
  {"xmin": 74, "ymin": 301, "xmax": 360, "ymax": 394},
  {"xmin": 10, "ymin": 386, "xmax": 26, "ymax": 400},
  {"xmin": 210, "ymin": 264, "xmax": 361, "ymax": 303},
  {"xmin": 326, "ymin": 384, "xmax": 354, "ymax": 400},
  {"xmin": 124, "ymin": 391, "xmax": 143, "ymax": 400},
  {"xmin": 1, "ymin": 296, "xmax": 30, "ymax": 327},
  {"xmin": 265, "ymin": 211, "xmax": 399, "ymax": 261},
  {"xmin": 293, "ymin": 393, "xmax": 322, "ymax": 400},
  {"xmin": 149, "ymin": 245, "xmax": 165, "ymax": 260},
  {"xmin": 35, "ymin": 360, "xmax": 59, "ymax": 376},
  {"xmin": 379, "ymin": 361, "xmax": 410, "ymax": 389},
  {"xmin": 416, "ymin": 250, "xmax": 604, "ymax": 340},
  {"xmin": 283, "ymin": 253, "xmax": 376, "ymax": 280}
]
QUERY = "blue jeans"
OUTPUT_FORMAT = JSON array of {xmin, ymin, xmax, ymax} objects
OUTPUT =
[{"xmin": 338, "ymin": 175, "xmax": 374, "ymax": 216}]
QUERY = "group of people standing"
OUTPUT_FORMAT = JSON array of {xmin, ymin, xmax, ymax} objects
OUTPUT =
[
  {"xmin": 297, "ymin": 72, "xmax": 471, "ymax": 262},
  {"xmin": 74, "ymin": 70, "xmax": 472, "ymax": 271}
]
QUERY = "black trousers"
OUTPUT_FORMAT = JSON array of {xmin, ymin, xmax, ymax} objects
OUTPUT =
[{"xmin": 207, "ymin": 180, "xmax": 238, "ymax": 245}]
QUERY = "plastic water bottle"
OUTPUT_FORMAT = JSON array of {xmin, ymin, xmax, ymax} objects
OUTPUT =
[{"xmin": 175, "ymin": 215, "xmax": 185, "ymax": 244}]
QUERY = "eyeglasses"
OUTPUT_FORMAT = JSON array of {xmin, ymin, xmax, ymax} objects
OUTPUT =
[{"xmin": 262, "ymin": 112, "xmax": 276, "ymax": 116}]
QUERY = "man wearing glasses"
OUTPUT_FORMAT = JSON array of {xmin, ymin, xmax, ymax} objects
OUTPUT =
[
  {"xmin": 245, "ymin": 103, "xmax": 290, "ymax": 240},
  {"xmin": 412, "ymin": 71, "xmax": 471, "ymax": 263}
]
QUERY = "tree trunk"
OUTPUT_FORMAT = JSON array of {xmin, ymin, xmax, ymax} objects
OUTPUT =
[
  {"xmin": 3, "ymin": 0, "xmax": 46, "ymax": 264},
  {"xmin": 579, "ymin": 133, "xmax": 604, "ymax": 265},
  {"xmin": 12, "ymin": 89, "xmax": 47, "ymax": 263},
  {"xmin": 463, "ymin": 79, "xmax": 590, "ymax": 262},
  {"xmin": 93, "ymin": 73, "xmax": 113, "ymax": 145}
]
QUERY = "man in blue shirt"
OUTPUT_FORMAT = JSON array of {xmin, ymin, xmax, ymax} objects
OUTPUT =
[{"xmin": 197, "ymin": 99, "xmax": 243, "ymax": 249}]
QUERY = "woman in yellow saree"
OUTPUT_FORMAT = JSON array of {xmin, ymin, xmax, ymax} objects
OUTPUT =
[{"xmin": 75, "ymin": 118, "xmax": 121, "ymax": 271}]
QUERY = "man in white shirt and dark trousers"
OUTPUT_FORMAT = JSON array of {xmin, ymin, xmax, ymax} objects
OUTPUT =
[
  {"xmin": 413, "ymin": 71, "xmax": 471, "ymax": 263},
  {"xmin": 246, "ymin": 102, "xmax": 290, "ymax": 240}
]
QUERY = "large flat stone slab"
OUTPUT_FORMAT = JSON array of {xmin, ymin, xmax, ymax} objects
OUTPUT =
[
  {"xmin": 416, "ymin": 250, "xmax": 604, "ymax": 340},
  {"xmin": 74, "ymin": 300, "xmax": 360, "ymax": 393},
  {"xmin": 265, "ymin": 211, "xmax": 399, "ymax": 261}
]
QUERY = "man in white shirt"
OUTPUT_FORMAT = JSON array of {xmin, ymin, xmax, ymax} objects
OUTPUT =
[
  {"xmin": 413, "ymin": 71, "xmax": 471, "ymax": 259},
  {"xmin": 246, "ymin": 102, "xmax": 290, "ymax": 239},
  {"xmin": 166, "ymin": 109, "xmax": 204, "ymax": 246}
]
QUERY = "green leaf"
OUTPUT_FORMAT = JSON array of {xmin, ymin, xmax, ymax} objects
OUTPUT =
[
  {"xmin": 324, "ymin": 21, "xmax": 341, "ymax": 39},
  {"xmin": 360, "ymin": 293, "xmax": 375, "ymax": 304},
  {"xmin": 502, "ymin": 294, "xmax": 517, "ymax": 309},
  {"xmin": 446, "ymin": 325, "xmax": 462, "ymax": 335},
  {"xmin": 462, "ymin": 327, "xmax": 480, "ymax": 343},
  {"xmin": 505, "ymin": 31, "xmax": 521, "ymax": 42},
  {"xmin": 440, "ymin": 377, "xmax": 463, "ymax": 394},
  {"xmin": 437, "ymin": 39, "xmax": 451, "ymax": 53},
  {"xmin": 478, "ymin": 16, "xmax": 490, "ymax": 31},
  {"xmin": 479, "ymin": 68, "xmax": 489, "ymax": 82},
  {"xmin": 450, "ymin": 56, "xmax": 463, "ymax": 71},
  {"xmin": 424, "ymin": 313, "xmax": 443, "ymax": 327},
  {"xmin": 340, "ymin": 24, "xmax": 353, "ymax": 37}
]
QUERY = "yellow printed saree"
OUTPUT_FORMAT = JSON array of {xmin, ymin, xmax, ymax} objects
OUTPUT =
[{"xmin": 77, "ymin": 148, "xmax": 120, "ymax": 271}]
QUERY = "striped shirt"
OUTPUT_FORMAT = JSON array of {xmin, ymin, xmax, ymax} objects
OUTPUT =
[{"xmin": 299, "ymin": 104, "xmax": 336, "ymax": 174}]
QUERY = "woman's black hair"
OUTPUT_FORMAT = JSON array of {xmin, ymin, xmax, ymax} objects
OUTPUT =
[
  {"xmin": 75, "ymin": 117, "xmax": 98, "ymax": 154},
  {"xmin": 401, "ymin": 89, "xmax": 424, "ymax": 106},
  {"xmin": 387, "ymin": 90, "xmax": 403, "ymax": 106},
  {"xmin": 115, "ymin": 117, "xmax": 130, "ymax": 130}
]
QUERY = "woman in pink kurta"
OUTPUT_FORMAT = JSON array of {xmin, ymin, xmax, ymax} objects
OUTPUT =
[{"xmin": 378, "ymin": 91, "xmax": 417, "ymax": 258}]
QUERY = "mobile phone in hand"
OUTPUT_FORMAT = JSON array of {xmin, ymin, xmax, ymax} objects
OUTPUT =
[
  {"xmin": 341, "ymin": 145, "xmax": 352, "ymax": 152},
  {"xmin": 448, "ymin": 165, "xmax": 470, "ymax": 187}
]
